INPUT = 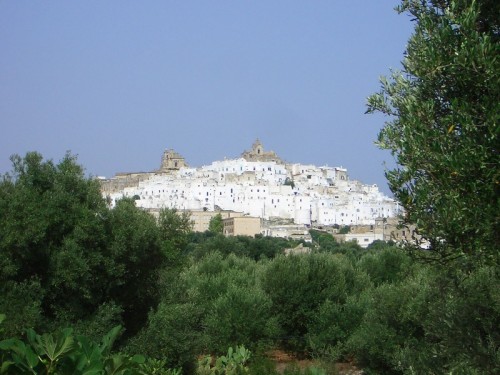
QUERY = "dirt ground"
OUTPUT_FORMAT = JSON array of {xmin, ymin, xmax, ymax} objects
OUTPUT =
[{"xmin": 268, "ymin": 350, "xmax": 363, "ymax": 375}]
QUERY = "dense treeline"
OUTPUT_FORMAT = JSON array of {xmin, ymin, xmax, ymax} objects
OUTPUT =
[{"xmin": 1, "ymin": 152, "xmax": 499, "ymax": 374}]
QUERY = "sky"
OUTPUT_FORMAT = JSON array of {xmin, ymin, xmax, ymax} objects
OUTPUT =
[{"xmin": 0, "ymin": 1, "xmax": 414, "ymax": 195}]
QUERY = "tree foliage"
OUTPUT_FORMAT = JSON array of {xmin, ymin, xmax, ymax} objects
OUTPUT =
[
  {"xmin": 2, "ymin": 142, "xmax": 498, "ymax": 373},
  {"xmin": 0, "ymin": 152, "xmax": 172, "ymax": 339},
  {"xmin": 367, "ymin": 0, "xmax": 499, "ymax": 265},
  {"xmin": 261, "ymin": 253, "xmax": 370, "ymax": 353},
  {"xmin": 208, "ymin": 213, "xmax": 224, "ymax": 234},
  {"xmin": 158, "ymin": 208, "xmax": 193, "ymax": 263}
]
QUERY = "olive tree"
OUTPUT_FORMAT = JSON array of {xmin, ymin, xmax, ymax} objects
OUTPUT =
[
  {"xmin": 367, "ymin": 0, "xmax": 499, "ymax": 266},
  {"xmin": 0, "ymin": 152, "xmax": 168, "ymax": 339},
  {"xmin": 208, "ymin": 213, "xmax": 224, "ymax": 234}
]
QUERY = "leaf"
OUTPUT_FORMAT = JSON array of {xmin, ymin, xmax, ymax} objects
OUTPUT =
[
  {"xmin": 99, "ymin": 325, "xmax": 122, "ymax": 356},
  {"xmin": 0, "ymin": 338, "xmax": 26, "ymax": 354},
  {"xmin": 25, "ymin": 346, "xmax": 39, "ymax": 369},
  {"xmin": 0, "ymin": 361, "xmax": 15, "ymax": 374},
  {"xmin": 81, "ymin": 364, "xmax": 105, "ymax": 375},
  {"xmin": 131, "ymin": 354, "xmax": 146, "ymax": 364},
  {"xmin": 26, "ymin": 328, "xmax": 38, "ymax": 350},
  {"xmin": 105, "ymin": 354, "xmax": 137, "ymax": 375},
  {"xmin": 37, "ymin": 330, "xmax": 75, "ymax": 362}
]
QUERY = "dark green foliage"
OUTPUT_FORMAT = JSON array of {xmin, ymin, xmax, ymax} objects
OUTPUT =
[
  {"xmin": 187, "ymin": 233, "xmax": 247, "ymax": 259},
  {"xmin": 203, "ymin": 283, "xmax": 278, "ymax": 354},
  {"xmin": 158, "ymin": 208, "xmax": 193, "ymax": 265},
  {"xmin": 347, "ymin": 274, "xmax": 428, "ymax": 375},
  {"xmin": 187, "ymin": 232, "xmax": 296, "ymax": 260},
  {"xmin": 367, "ymin": 0, "xmax": 500, "ymax": 265},
  {"xmin": 0, "ymin": 280, "xmax": 43, "ymax": 340},
  {"xmin": 309, "ymin": 230, "xmax": 365, "ymax": 262},
  {"xmin": 127, "ymin": 303, "xmax": 201, "ymax": 372},
  {"xmin": 0, "ymin": 152, "xmax": 174, "ymax": 342},
  {"xmin": 71, "ymin": 302, "xmax": 124, "ymax": 344},
  {"xmin": 396, "ymin": 266, "xmax": 500, "ymax": 374},
  {"xmin": 208, "ymin": 213, "xmax": 224, "ymax": 234},
  {"xmin": 262, "ymin": 253, "xmax": 370, "ymax": 353},
  {"xmin": 358, "ymin": 246, "xmax": 414, "ymax": 286},
  {"xmin": 345, "ymin": 265, "xmax": 500, "ymax": 374},
  {"xmin": 0, "ymin": 152, "xmax": 109, "ymax": 331},
  {"xmin": 283, "ymin": 177, "xmax": 295, "ymax": 189},
  {"xmin": 182, "ymin": 253, "xmax": 279, "ymax": 354},
  {"xmin": 132, "ymin": 253, "xmax": 278, "ymax": 370},
  {"xmin": 337, "ymin": 226, "xmax": 350, "ymax": 235},
  {"xmin": 106, "ymin": 199, "xmax": 165, "ymax": 336},
  {"xmin": 366, "ymin": 239, "xmax": 395, "ymax": 251},
  {"xmin": 0, "ymin": 152, "xmax": 107, "ymax": 283},
  {"xmin": 307, "ymin": 293, "xmax": 371, "ymax": 363},
  {"xmin": 309, "ymin": 230, "xmax": 340, "ymax": 253}
]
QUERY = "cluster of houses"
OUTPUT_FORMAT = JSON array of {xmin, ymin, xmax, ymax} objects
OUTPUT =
[{"xmin": 100, "ymin": 140, "xmax": 408, "ymax": 247}]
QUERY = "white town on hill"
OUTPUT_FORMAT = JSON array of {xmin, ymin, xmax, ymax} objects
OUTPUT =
[{"xmin": 100, "ymin": 140, "xmax": 408, "ymax": 247}]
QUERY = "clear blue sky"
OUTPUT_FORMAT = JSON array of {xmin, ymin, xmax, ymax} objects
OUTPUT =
[{"xmin": 0, "ymin": 1, "xmax": 413, "ymax": 194}]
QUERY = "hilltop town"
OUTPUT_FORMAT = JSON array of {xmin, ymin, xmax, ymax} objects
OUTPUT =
[{"xmin": 100, "ymin": 140, "xmax": 403, "ymax": 245}]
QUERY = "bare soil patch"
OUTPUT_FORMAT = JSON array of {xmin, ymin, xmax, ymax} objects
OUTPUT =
[{"xmin": 267, "ymin": 350, "xmax": 363, "ymax": 375}]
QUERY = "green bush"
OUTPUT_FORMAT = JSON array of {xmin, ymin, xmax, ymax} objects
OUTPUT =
[
  {"xmin": 126, "ymin": 302, "xmax": 201, "ymax": 372},
  {"xmin": 357, "ymin": 246, "xmax": 414, "ymax": 286},
  {"xmin": 0, "ymin": 280, "xmax": 43, "ymax": 340},
  {"xmin": 347, "ymin": 265, "xmax": 500, "ymax": 374},
  {"xmin": 394, "ymin": 266, "xmax": 500, "ymax": 374},
  {"xmin": 262, "ymin": 253, "xmax": 371, "ymax": 353},
  {"xmin": 0, "ymin": 153, "xmax": 178, "ymax": 342},
  {"xmin": 347, "ymin": 270, "xmax": 429, "ymax": 375},
  {"xmin": 307, "ymin": 292, "xmax": 372, "ymax": 362},
  {"xmin": 204, "ymin": 283, "xmax": 279, "ymax": 353}
]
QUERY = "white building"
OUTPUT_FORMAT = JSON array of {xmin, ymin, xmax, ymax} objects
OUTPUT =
[{"xmin": 102, "ymin": 140, "xmax": 402, "ymax": 228}]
